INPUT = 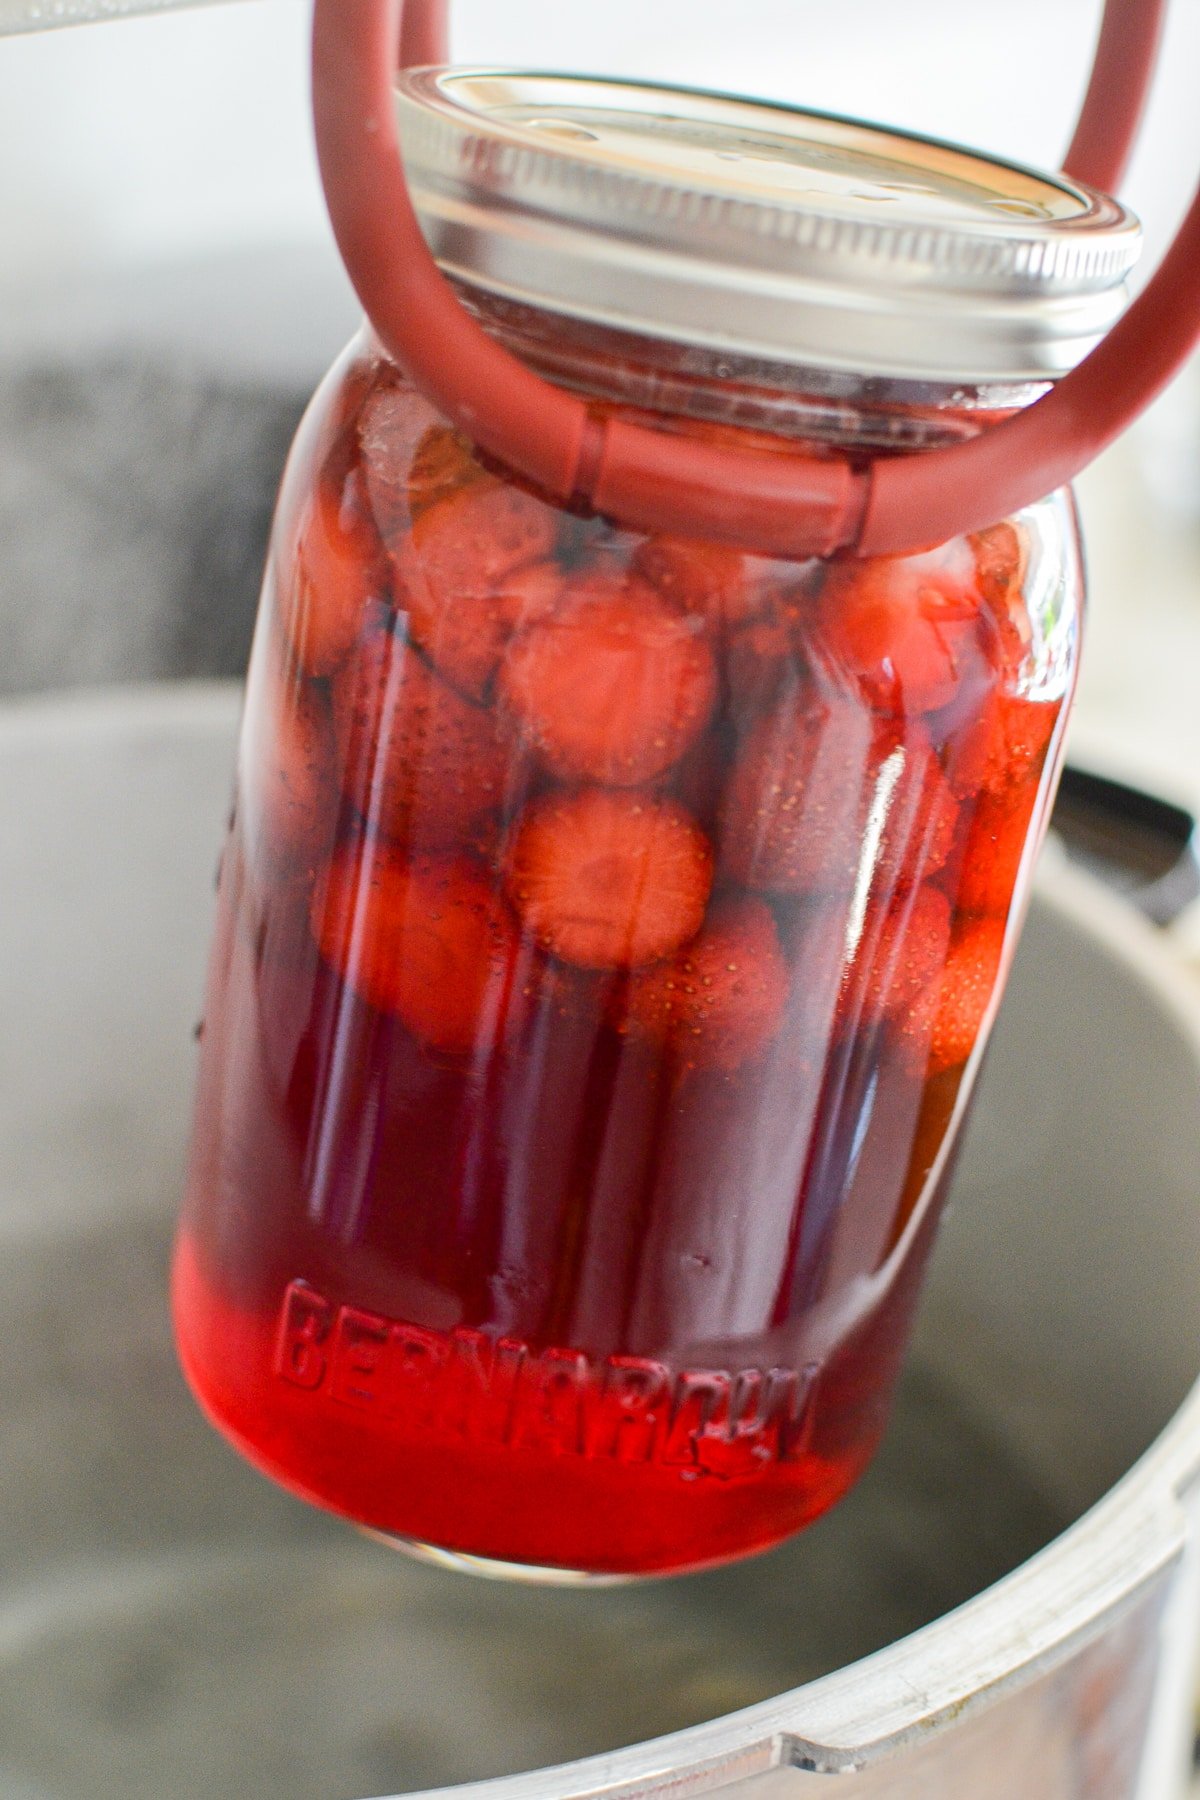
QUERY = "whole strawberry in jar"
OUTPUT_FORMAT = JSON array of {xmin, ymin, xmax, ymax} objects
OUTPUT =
[{"xmin": 173, "ymin": 54, "xmax": 1145, "ymax": 1580}]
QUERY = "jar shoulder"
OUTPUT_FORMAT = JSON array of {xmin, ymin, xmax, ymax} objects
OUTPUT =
[{"xmin": 272, "ymin": 341, "xmax": 1082, "ymax": 709}]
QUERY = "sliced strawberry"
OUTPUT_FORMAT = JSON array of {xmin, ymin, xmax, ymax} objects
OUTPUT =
[
  {"xmin": 407, "ymin": 425, "xmax": 484, "ymax": 523},
  {"xmin": 870, "ymin": 729, "xmax": 962, "ymax": 897},
  {"xmin": 633, "ymin": 536, "xmax": 788, "ymax": 633},
  {"xmin": 357, "ymin": 378, "xmax": 483, "ymax": 544},
  {"xmin": 280, "ymin": 472, "xmax": 381, "ymax": 679},
  {"xmin": 244, "ymin": 650, "xmax": 338, "ymax": 871},
  {"xmin": 971, "ymin": 521, "xmax": 1028, "ymax": 610},
  {"xmin": 498, "ymin": 570, "xmax": 718, "ymax": 786},
  {"xmin": 719, "ymin": 684, "xmax": 873, "ymax": 895},
  {"xmin": 724, "ymin": 588, "xmax": 815, "ymax": 720},
  {"xmin": 953, "ymin": 782, "xmax": 1041, "ymax": 919},
  {"xmin": 333, "ymin": 606, "xmax": 506, "ymax": 851},
  {"xmin": 819, "ymin": 538, "xmax": 993, "ymax": 717},
  {"xmin": 505, "ymin": 788, "xmax": 713, "ymax": 969},
  {"xmin": 312, "ymin": 840, "xmax": 522, "ymax": 1054},
  {"xmin": 943, "ymin": 686, "xmax": 1059, "ymax": 803},
  {"xmin": 618, "ymin": 894, "xmax": 788, "ymax": 1070},
  {"xmin": 395, "ymin": 480, "xmax": 561, "ymax": 698},
  {"xmin": 843, "ymin": 886, "xmax": 952, "ymax": 1028},
  {"xmin": 918, "ymin": 918, "xmax": 1007, "ymax": 1075},
  {"xmin": 492, "ymin": 558, "xmax": 565, "ymax": 632},
  {"xmin": 976, "ymin": 523, "xmax": 1037, "ymax": 681}
]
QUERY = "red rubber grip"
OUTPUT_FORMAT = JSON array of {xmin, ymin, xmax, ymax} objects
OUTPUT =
[
  {"xmin": 861, "ymin": 178, "xmax": 1200, "ymax": 552},
  {"xmin": 397, "ymin": 0, "xmax": 446, "ymax": 70},
  {"xmin": 313, "ymin": 0, "xmax": 1196, "ymax": 558},
  {"xmin": 1064, "ymin": 0, "xmax": 1167, "ymax": 193}
]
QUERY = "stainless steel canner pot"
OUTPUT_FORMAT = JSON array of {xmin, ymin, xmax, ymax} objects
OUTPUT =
[{"xmin": 2, "ymin": 685, "xmax": 1199, "ymax": 1800}]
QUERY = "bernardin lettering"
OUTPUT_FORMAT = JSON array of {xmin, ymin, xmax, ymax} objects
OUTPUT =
[
  {"xmin": 275, "ymin": 1281, "xmax": 333, "ymax": 1390},
  {"xmin": 275, "ymin": 1282, "xmax": 818, "ymax": 1477}
]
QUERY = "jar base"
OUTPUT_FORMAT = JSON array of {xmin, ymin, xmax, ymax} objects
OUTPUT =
[{"xmin": 358, "ymin": 1528, "xmax": 642, "ymax": 1587}]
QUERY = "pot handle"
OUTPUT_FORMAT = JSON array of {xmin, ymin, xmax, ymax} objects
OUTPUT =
[
  {"xmin": 1063, "ymin": 0, "xmax": 1165, "ymax": 192},
  {"xmin": 1052, "ymin": 766, "xmax": 1200, "ymax": 928},
  {"xmin": 313, "ymin": 0, "xmax": 1197, "ymax": 559}
]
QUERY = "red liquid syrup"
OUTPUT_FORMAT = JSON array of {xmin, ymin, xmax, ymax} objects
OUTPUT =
[{"xmin": 173, "ymin": 357, "xmax": 1072, "ymax": 1579}]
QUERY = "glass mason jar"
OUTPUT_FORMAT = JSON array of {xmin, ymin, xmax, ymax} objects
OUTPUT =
[{"xmin": 173, "ymin": 75, "xmax": 1138, "ymax": 1581}]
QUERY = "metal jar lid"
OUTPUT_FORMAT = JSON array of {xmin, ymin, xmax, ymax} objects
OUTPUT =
[{"xmin": 394, "ymin": 69, "xmax": 1142, "ymax": 386}]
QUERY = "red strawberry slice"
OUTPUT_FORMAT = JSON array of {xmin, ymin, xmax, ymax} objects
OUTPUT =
[
  {"xmin": 870, "ymin": 729, "xmax": 962, "ymax": 897},
  {"xmin": 618, "ymin": 894, "xmax": 788, "ymax": 1071},
  {"xmin": 719, "ymin": 683, "xmax": 873, "ymax": 895},
  {"xmin": 357, "ymin": 378, "xmax": 483, "ymax": 544},
  {"xmin": 633, "ymin": 536, "xmax": 787, "ymax": 633},
  {"xmin": 492, "ymin": 558, "xmax": 566, "ymax": 632},
  {"xmin": 498, "ymin": 570, "xmax": 718, "ymax": 786},
  {"xmin": 843, "ymin": 886, "xmax": 952, "ymax": 1029},
  {"xmin": 724, "ymin": 587, "xmax": 818, "ymax": 721},
  {"xmin": 972, "ymin": 521, "xmax": 1039, "ymax": 679},
  {"xmin": 394, "ymin": 479, "xmax": 561, "ymax": 699},
  {"xmin": 333, "ymin": 606, "xmax": 507, "ymax": 851},
  {"xmin": 725, "ymin": 612, "xmax": 796, "ymax": 712},
  {"xmin": 971, "ymin": 520, "xmax": 1034, "ymax": 670},
  {"xmin": 505, "ymin": 788, "xmax": 713, "ymax": 969},
  {"xmin": 408, "ymin": 424, "xmax": 484, "ymax": 523},
  {"xmin": 819, "ymin": 538, "xmax": 993, "ymax": 717},
  {"xmin": 312, "ymin": 840, "xmax": 522, "ymax": 1054},
  {"xmin": 281, "ymin": 473, "xmax": 381, "ymax": 679},
  {"xmin": 943, "ymin": 686, "xmax": 1059, "ymax": 804},
  {"xmin": 919, "ymin": 918, "xmax": 1007, "ymax": 1075},
  {"xmin": 971, "ymin": 521, "xmax": 1028, "ymax": 610},
  {"xmin": 953, "ymin": 782, "xmax": 1041, "ymax": 919}
]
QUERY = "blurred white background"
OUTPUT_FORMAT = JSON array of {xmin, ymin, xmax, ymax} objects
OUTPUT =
[
  {"xmin": 0, "ymin": 0, "xmax": 1197, "ymax": 806},
  {"xmin": 1, "ymin": 1, "xmax": 1198, "ymax": 363}
]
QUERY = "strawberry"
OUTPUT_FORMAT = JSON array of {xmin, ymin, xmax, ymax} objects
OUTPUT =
[
  {"xmin": 280, "ymin": 471, "xmax": 382, "ymax": 679},
  {"xmin": 943, "ymin": 687, "xmax": 1059, "ymax": 804},
  {"xmin": 971, "ymin": 520, "xmax": 1028, "ymax": 613},
  {"xmin": 843, "ymin": 886, "xmax": 952, "ymax": 1028},
  {"xmin": 978, "ymin": 533, "xmax": 1038, "ymax": 683},
  {"xmin": 819, "ymin": 538, "xmax": 993, "ymax": 717},
  {"xmin": 312, "ymin": 840, "xmax": 522, "ymax": 1055},
  {"xmin": 633, "ymin": 536, "xmax": 788, "ymax": 633},
  {"xmin": 333, "ymin": 606, "xmax": 507, "ymax": 851},
  {"xmin": 719, "ymin": 684, "xmax": 873, "ymax": 895},
  {"xmin": 870, "ymin": 729, "xmax": 962, "ymax": 896},
  {"xmin": 395, "ymin": 480, "xmax": 561, "ymax": 698},
  {"xmin": 498, "ymin": 569, "xmax": 718, "ymax": 786},
  {"xmin": 357, "ymin": 378, "xmax": 483, "ymax": 544},
  {"xmin": 618, "ymin": 894, "xmax": 788, "ymax": 1070},
  {"xmin": 724, "ymin": 587, "xmax": 816, "ymax": 720},
  {"xmin": 917, "ymin": 918, "xmax": 1007, "ymax": 1076},
  {"xmin": 505, "ymin": 788, "xmax": 713, "ymax": 969},
  {"xmin": 953, "ymin": 782, "xmax": 1041, "ymax": 919},
  {"xmin": 491, "ymin": 558, "xmax": 566, "ymax": 631},
  {"xmin": 407, "ymin": 425, "xmax": 485, "ymax": 523}
]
